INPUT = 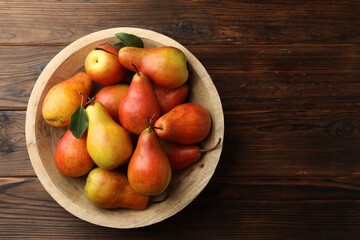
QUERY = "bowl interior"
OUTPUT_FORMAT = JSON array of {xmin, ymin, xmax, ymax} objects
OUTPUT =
[{"xmin": 26, "ymin": 28, "xmax": 224, "ymax": 228}]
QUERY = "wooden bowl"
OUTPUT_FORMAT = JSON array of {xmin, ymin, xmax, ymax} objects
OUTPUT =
[{"xmin": 25, "ymin": 27, "xmax": 224, "ymax": 228}]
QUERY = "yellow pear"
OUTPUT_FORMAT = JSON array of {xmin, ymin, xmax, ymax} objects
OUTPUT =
[
  {"xmin": 85, "ymin": 168, "xmax": 149, "ymax": 210},
  {"xmin": 42, "ymin": 72, "xmax": 92, "ymax": 127},
  {"xmin": 118, "ymin": 46, "xmax": 189, "ymax": 89},
  {"xmin": 86, "ymin": 102, "xmax": 132, "ymax": 170}
]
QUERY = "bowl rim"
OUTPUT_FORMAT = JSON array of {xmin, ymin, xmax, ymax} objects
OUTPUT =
[{"xmin": 25, "ymin": 27, "xmax": 224, "ymax": 228}]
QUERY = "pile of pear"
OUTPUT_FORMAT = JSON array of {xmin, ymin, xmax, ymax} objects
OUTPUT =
[{"xmin": 41, "ymin": 44, "xmax": 219, "ymax": 210}]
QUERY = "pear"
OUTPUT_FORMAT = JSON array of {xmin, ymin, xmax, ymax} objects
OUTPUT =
[
  {"xmin": 154, "ymin": 82, "xmax": 189, "ymax": 114},
  {"xmin": 160, "ymin": 138, "xmax": 222, "ymax": 171},
  {"xmin": 118, "ymin": 46, "xmax": 188, "ymax": 89},
  {"xmin": 42, "ymin": 72, "xmax": 92, "ymax": 127},
  {"xmin": 86, "ymin": 102, "xmax": 132, "ymax": 170},
  {"xmin": 118, "ymin": 70, "xmax": 161, "ymax": 135},
  {"xmin": 128, "ymin": 127, "xmax": 171, "ymax": 195},
  {"xmin": 85, "ymin": 43, "xmax": 127, "ymax": 85},
  {"xmin": 154, "ymin": 103, "xmax": 212, "ymax": 145},
  {"xmin": 55, "ymin": 130, "xmax": 94, "ymax": 177},
  {"xmin": 94, "ymin": 83, "xmax": 129, "ymax": 122},
  {"xmin": 85, "ymin": 168, "xmax": 149, "ymax": 209}
]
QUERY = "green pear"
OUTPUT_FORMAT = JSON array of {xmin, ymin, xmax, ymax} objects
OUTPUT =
[
  {"xmin": 42, "ymin": 72, "xmax": 93, "ymax": 127},
  {"xmin": 86, "ymin": 102, "xmax": 132, "ymax": 170},
  {"xmin": 118, "ymin": 46, "xmax": 189, "ymax": 89},
  {"xmin": 128, "ymin": 126, "xmax": 171, "ymax": 195},
  {"xmin": 85, "ymin": 168, "xmax": 149, "ymax": 209}
]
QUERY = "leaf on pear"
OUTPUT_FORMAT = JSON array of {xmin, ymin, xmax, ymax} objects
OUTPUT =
[
  {"xmin": 68, "ymin": 106, "xmax": 88, "ymax": 139},
  {"xmin": 115, "ymin": 32, "xmax": 144, "ymax": 48},
  {"xmin": 113, "ymin": 42, "xmax": 126, "ymax": 50}
]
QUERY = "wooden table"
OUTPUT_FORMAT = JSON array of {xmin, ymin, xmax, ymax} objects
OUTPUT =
[{"xmin": 1, "ymin": 1, "xmax": 360, "ymax": 239}]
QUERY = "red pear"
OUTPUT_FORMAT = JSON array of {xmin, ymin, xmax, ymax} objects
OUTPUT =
[
  {"xmin": 154, "ymin": 82, "xmax": 189, "ymax": 114},
  {"xmin": 128, "ymin": 127, "xmax": 171, "ymax": 195},
  {"xmin": 160, "ymin": 138, "xmax": 222, "ymax": 171},
  {"xmin": 94, "ymin": 83, "xmax": 129, "ymax": 122},
  {"xmin": 55, "ymin": 130, "xmax": 94, "ymax": 177},
  {"xmin": 154, "ymin": 103, "xmax": 212, "ymax": 145},
  {"xmin": 118, "ymin": 69, "xmax": 161, "ymax": 135}
]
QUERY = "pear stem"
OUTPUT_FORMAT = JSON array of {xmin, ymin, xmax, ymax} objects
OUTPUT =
[
  {"xmin": 145, "ymin": 113, "xmax": 157, "ymax": 127},
  {"xmin": 132, "ymin": 64, "xmax": 140, "ymax": 76},
  {"xmin": 94, "ymin": 45, "xmax": 118, "ymax": 56},
  {"xmin": 79, "ymin": 92, "xmax": 94, "ymax": 106},
  {"xmin": 200, "ymin": 138, "xmax": 222, "ymax": 153}
]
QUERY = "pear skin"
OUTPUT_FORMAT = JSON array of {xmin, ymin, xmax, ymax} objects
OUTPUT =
[
  {"xmin": 42, "ymin": 72, "xmax": 92, "ymax": 127},
  {"xmin": 128, "ymin": 127, "xmax": 171, "ymax": 195},
  {"xmin": 118, "ymin": 71, "xmax": 161, "ymax": 135},
  {"xmin": 86, "ymin": 102, "xmax": 132, "ymax": 170},
  {"xmin": 85, "ymin": 168, "xmax": 149, "ymax": 209},
  {"xmin": 160, "ymin": 138, "xmax": 222, "ymax": 171},
  {"xmin": 85, "ymin": 44, "xmax": 127, "ymax": 85},
  {"xmin": 160, "ymin": 140, "xmax": 202, "ymax": 172},
  {"xmin": 154, "ymin": 103, "xmax": 212, "ymax": 145},
  {"xmin": 118, "ymin": 46, "xmax": 188, "ymax": 89},
  {"xmin": 155, "ymin": 82, "xmax": 189, "ymax": 114},
  {"xmin": 55, "ymin": 130, "xmax": 94, "ymax": 177},
  {"xmin": 94, "ymin": 83, "xmax": 129, "ymax": 122}
]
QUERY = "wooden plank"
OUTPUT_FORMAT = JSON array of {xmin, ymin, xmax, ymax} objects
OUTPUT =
[
  {"xmin": 2, "ymin": 109, "xmax": 360, "ymax": 177},
  {"xmin": 0, "ymin": 46, "xmax": 62, "ymax": 110},
  {"xmin": 0, "ymin": 111, "xmax": 34, "ymax": 176},
  {"xmin": 0, "ymin": 1, "xmax": 359, "ymax": 45},
  {"xmin": 191, "ymin": 44, "xmax": 360, "ymax": 111},
  {"xmin": 1, "ymin": 45, "xmax": 359, "ymax": 177},
  {"xmin": 1, "ymin": 44, "xmax": 359, "ymax": 110},
  {"xmin": 219, "ymin": 109, "xmax": 360, "ymax": 177},
  {"xmin": 1, "ymin": 177, "xmax": 360, "ymax": 239}
]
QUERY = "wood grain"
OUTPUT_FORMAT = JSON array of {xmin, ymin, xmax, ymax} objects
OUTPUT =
[
  {"xmin": 1, "ymin": 177, "xmax": 360, "ymax": 239},
  {"xmin": 1, "ymin": 0, "xmax": 360, "ymax": 238},
  {"xmin": 1, "ymin": 44, "xmax": 359, "ymax": 110},
  {"xmin": 0, "ymin": 111, "xmax": 34, "ymax": 176},
  {"xmin": 2, "ymin": 109, "xmax": 360, "ymax": 178},
  {"xmin": 0, "ymin": 1, "xmax": 359, "ymax": 45},
  {"xmin": 0, "ymin": 46, "xmax": 62, "ymax": 110}
]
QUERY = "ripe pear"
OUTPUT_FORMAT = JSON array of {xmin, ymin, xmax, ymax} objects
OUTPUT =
[
  {"xmin": 85, "ymin": 168, "xmax": 149, "ymax": 209},
  {"xmin": 85, "ymin": 44, "xmax": 127, "ymax": 85},
  {"xmin": 160, "ymin": 138, "xmax": 222, "ymax": 171},
  {"xmin": 154, "ymin": 82, "xmax": 189, "ymax": 114},
  {"xmin": 128, "ymin": 127, "xmax": 171, "ymax": 195},
  {"xmin": 94, "ymin": 83, "xmax": 129, "ymax": 122},
  {"xmin": 42, "ymin": 72, "xmax": 92, "ymax": 127},
  {"xmin": 86, "ymin": 102, "xmax": 132, "ymax": 170},
  {"xmin": 154, "ymin": 103, "xmax": 212, "ymax": 145},
  {"xmin": 118, "ymin": 46, "xmax": 189, "ymax": 89},
  {"xmin": 118, "ymin": 70, "xmax": 161, "ymax": 135},
  {"xmin": 55, "ymin": 130, "xmax": 94, "ymax": 177}
]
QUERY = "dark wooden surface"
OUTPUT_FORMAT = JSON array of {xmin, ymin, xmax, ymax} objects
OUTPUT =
[{"xmin": 1, "ymin": 1, "xmax": 360, "ymax": 239}]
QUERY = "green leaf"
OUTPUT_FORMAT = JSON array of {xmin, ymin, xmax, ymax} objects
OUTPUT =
[
  {"xmin": 115, "ymin": 32, "xmax": 144, "ymax": 48},
  {"xmin": 68, "ymin": 106, "xmax": 88, "ymax": 139},
  {"xmin": 113, "ymin": 42, "xmax": 126, "ymax": 50}
]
